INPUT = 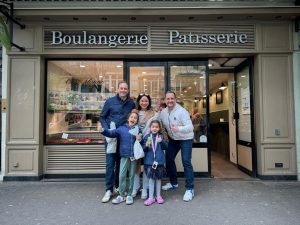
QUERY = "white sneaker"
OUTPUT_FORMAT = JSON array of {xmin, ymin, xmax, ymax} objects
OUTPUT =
[
  {"xmin": 101, "ymin": 190, "xmax": 112, "ymax": 203},
  {"xmin": 132, "ymin": 189, "xmax": 138, "ymax": 198},
  {"xmin": 183, "ymin": 189, "xmax": 194, "ymax": 202},
  {"xmin": 162, "ymin": 183, "xmax": 179, "ymax": 191},
  {"xmin": 141, "ymin": 188, "xmax": 147, "ymax": 200},
  {"xmin": 126, "ymin": 196, "xmax": 134, "ymax": 205}
]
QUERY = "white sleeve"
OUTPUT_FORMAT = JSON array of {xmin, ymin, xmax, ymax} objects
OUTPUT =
[{"xmin": 178, "ymin": 110, "xmax": 194, "ymax": 133}]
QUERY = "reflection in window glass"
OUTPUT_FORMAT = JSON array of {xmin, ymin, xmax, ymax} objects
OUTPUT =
[
  {"xmin": 130, "ymin": 66, "xmax": 165, "ymax": 110},
  {"xmin": 170, "ymin": 65, "xmax": 207, "ymax": 143},
  {"xmin": 46, "ymin": 61, "xmax": 123, "ymax": 144}
]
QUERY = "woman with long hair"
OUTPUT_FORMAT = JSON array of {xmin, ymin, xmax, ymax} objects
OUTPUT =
[{"xmin": 132, "ymin": 93, "xmax": 159, "ymax": 199}]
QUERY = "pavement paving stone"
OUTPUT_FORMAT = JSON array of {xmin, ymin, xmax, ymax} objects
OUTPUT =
[{"xmin": 0, "ymin": 178, "xmax": 299, "ymax": 225}]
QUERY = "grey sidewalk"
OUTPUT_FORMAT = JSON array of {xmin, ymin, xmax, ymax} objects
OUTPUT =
[{"xmin": 0, "ymin": 178, "xmax": 299, "ymax": 225}]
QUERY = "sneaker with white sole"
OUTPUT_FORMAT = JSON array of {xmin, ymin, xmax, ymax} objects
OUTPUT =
[
  {"xmin": 141, "ymin": 188, "xmax": 148, "ymax": 200},
  {"xmin": 126, "ymin": 196, "xmax": 134, "ymax": 205},
  {"xmin": 112, "ymin": 195, "xmax": 125, "ymax": 204},
  {"xmin": 162, "ymin": 183, "xmax": 179, "ymax": 191},
  {"xmin": 101, "ymin": 190, "xmax": 112, "ymax": 203},
  {"xmin": 183, "ymin": 189, "xmax": 194, "ymax": 202},
  {"xmin": 132, "ymin": 189, "xmax": 138, "ymax": 198}
]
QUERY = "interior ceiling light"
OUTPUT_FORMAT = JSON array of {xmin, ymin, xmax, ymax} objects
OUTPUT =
[
  {"xmin": 219, "ymin": 82, "xmax": 227, "ymax": 90},
  {"xmin": 208, "ymin": 63, "xmax": 213, "ymax": 67},
  {"xmin": 116, "ymin": 65, "xmax": 122, "ymax": 68}
]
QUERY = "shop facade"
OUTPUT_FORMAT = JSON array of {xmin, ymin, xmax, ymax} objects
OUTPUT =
[{"xmin": 1, "ymin": 0, "xmax": 299, "ymax": 181}]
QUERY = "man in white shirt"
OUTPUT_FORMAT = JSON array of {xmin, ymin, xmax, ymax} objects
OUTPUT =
[{"xmin": 160, "ymin": 91, "xmax": 195, "ymax": 202}]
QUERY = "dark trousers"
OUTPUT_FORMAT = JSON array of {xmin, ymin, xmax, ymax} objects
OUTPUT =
[
  {"xmin": 166, "ymin": 138, "xmax": 194, "ymax": 190},
  {"xmin": 105, "ymin": 142, "xmax": 120, "ymax": 192}
]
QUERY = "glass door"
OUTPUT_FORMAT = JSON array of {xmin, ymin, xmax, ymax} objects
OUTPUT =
[
  {"xmin": 234, "ymin": 59, "xmax": 256, "ymax": 176},
  {"xmin": 168, "ymin": 61, "xmax": 208, "ymax": 146},
  {"xmin": 127, "ymin": 60, "xmax": 210, "ymax": 176},
  {"xmin": 127, "ymin": 62, "xmax": 166, "ymax": 110},
  {"xmin": 126, "ymin": 60, "xmax": 208, "ymax": 146}
]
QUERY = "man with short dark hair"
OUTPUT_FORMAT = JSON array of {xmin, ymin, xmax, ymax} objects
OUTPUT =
[
  {"xmin": 159, "ymin": 91, "xmax": 195, "ymax": 202},
  {"xmin": 99, "ymin": 81, "xmax": 135, "ymax": 203}
]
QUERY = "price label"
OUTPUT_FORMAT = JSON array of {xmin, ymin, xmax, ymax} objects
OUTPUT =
[{"xmin": 62, "ymin": 133, "xmax": 68, "ymax": 139}]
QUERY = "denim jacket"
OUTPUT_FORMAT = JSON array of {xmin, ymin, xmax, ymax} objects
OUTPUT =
[{"xmin": 143, "ymin": 132, "xmax": 168, "ymax": 166}]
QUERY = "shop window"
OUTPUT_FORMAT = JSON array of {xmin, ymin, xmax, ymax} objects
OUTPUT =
[
  {"xmin": 170, "ymin": 65, "xmax": 207, "ymax": 143},
  {"xmin": 46, "ymin": 60, "xmax": 123, "ymax": 144}
]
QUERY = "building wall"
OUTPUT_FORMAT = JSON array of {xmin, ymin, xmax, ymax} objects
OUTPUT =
[
  {"xmin": 255, "ymin": 53, "xmax": 296, "ymax": 177},
  {"xmin": 3, "ymin": 20, "xmax": 297, "ymax": 179},
  {"xmin": 6, "ymin": 57, "xmax": 43, "ymax": 178},
  {"xmin": 1, "ymin": 48, "xmax": 8, "ymax": 180},
  {"xmin": 293, "ymin": 31, "xmax": 300, "ymax": 181}
]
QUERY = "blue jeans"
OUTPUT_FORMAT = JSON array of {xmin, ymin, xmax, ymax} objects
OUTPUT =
[
  {"xmin": 166, "ymin": 138, "xmax": 194, "ymax": 190},
  {"xmin": 105, "ymin": 142, "xmax": 120, "ymax": 192}
]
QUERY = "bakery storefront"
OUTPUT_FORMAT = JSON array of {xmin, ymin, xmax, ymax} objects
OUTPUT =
[{"xmin": 2, "ymin": 3, "xmax": 299, "ymax": 180}]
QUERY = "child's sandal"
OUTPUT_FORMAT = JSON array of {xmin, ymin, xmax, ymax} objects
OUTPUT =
[
  {"xmin": 156, "ymin": 195, "xmax": 164, "ymax": 204},
  {"xmin": 144, "ymin": 197, "xmax": 155, "ymax": 206}
]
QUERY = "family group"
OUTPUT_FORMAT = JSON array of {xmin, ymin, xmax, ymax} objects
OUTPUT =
[{"xmin": 98, "ymin": 81, "xmax": 195, "ymax": 206}]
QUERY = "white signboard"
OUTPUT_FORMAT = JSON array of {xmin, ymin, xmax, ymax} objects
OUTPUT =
[{"xmin": 241, "ymin": 86, "xmax": 250, "ymax": 115}]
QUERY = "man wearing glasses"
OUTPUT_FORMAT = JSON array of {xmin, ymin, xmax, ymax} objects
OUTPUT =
[
  {"xmin": 159, "ymin": 91, "xmax": 195, "ymax": 202},
  {"xmin": 99, "ymin": 81, "xmax": 135, "ymax": 203}
]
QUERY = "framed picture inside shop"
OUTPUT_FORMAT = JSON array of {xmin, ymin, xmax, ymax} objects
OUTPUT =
[{"xmin": 216, "ymin": 90, "xmax": 223, "ymax": 104}]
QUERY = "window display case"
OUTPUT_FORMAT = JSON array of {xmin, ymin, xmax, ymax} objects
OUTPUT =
[{"xmin": 46, "ymin": 60, "xmax": 123, "ymax": 144}]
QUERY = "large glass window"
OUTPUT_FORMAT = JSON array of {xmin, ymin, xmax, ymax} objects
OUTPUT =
[
  {"xmin": 46, "ymin": 60, "xmax": 123, "ymax": 144},
  {"xmin": 170, "ymin": 64, "xmax": 207, "ymax": 143}
]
